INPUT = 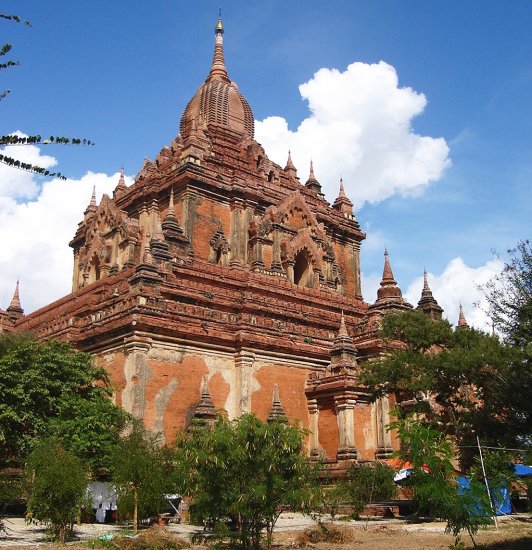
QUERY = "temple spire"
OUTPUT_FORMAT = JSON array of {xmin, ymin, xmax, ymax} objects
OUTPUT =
[
  {"xmin": 285, "ymin": 150, "xmax": 296, "ymax": 169},
  {"xmin": 6, "ymin": 280, "xmax": 24, "ymax": 321},
  {"xmin": 338, "ymin": 178, "xmax": 347, "ymax": 198},
  {"xmin": 142, "ymin": 234, "xmax": 154, "ymax": 265},
  {"xmin": 85, "ymin": 186, "xmax": 97, "ymax": 216},
  {"xmin": 151, "ymin": 215, "xmax": 173, "ymax": 262},
  {"xmin": 368, "ymin": 248, "xmax": 413, "ymax": 313},
  {"xmin": 267, "ymin": 384, "xmax": 287, "ymax": 423},
  {"xmin": 114, "ymin": 166, "xmax": 127, "ymax": 197},
  {"xmin": 457, "ymin": 303, "xmax": 470, "ymax": 330},
  {"xmin": 338, "ymin": 310, "xmax": 348, "ymax": 338},
  {"xmin": 207, "ymin": 14, "xmax": 230, "ymax": 83},
  {"xmin": 90, "ymin": 186, "xmax": 97, "ymax": 206},
  {"xmin": 416, "ymin": 269, "xmax": 444, "ymax": 321},
  {"xmin": 117, "ymin": 166, "xmax": 126, "ymax": 189},
  {"xmin": 193, "ymin": 376, "xmax": 217, "ymax": 425},
  {"xmin": 328, "ymin": 310, "xmax": 358, "ymax": 374},
  {"xmin": 168, "ymin": 188, "xmax": 175, "ymax": 212},
  {"xmin": 332, "ymin": 177, "xmax": 353, "ymax": 214},
  {"xmin": 284, "ymin": 150, "xmax": 298, "ymax": 179},
  {"xmin": 305, "ymin": 159, "xmax": 323, "ymax": 196},
  {"xmin": 382, "ymin": 248, "xmax": 396, "ymax": 284},
  {"xmin": 129, "ymin": 233, "xmax": 162, "ymax": 287}
]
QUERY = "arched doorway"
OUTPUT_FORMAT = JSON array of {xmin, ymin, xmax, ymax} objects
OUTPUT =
[
  {"xmin": 293, "ymin": 250, "xmax": 312, "ymax": 287},
  {"xmin": 89, "ymin": 255, "xmax": 101, "ymax": 284}
]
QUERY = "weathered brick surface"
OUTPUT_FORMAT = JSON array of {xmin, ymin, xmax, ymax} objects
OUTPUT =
[
  {"xmin": 317, "ymin": 402, "xmax": 340, "ymax": 460},
  {"xmin": 253, "ymin": 365, "xmax": 310, "ymax": 425},
  {"xmin": 354, "ymin": 404, "xmax": 375, "ymax": 461}
]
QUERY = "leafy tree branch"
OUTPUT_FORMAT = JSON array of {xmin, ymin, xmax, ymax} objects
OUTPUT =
[
  {"xmin": 0, "ymin": 153, "xmax": 66, "ymax": 179},
  {"xmin": 1, "ymin": 13, "xmax": 94, "ymax": 178},
  {"xmin": 0, "ymin": 14, "xmax": 32, "ymax": 26},
  {"xmin": 360, "ymin": 310, "xmax": 531, "ymax": 469}
]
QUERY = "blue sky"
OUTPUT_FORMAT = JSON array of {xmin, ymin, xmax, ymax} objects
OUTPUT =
[{"xmin": 1, "ymin": 1, "xmax": 531, "ymax": 329}]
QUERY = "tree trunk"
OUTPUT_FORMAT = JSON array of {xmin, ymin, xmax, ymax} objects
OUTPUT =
[{"xmin": 133, "ymin": 487, "xmax": 138, "ymax": 533}]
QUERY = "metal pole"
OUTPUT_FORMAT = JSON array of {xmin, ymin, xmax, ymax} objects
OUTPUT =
[{"xmin": 477, "ymin": 435, "xmax": 498, "ymax": 530}]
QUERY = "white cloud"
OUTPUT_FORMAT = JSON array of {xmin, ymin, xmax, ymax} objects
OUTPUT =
[
  {"xmin": 255, "ymin": 61, "xmax": 451, "ymax": 207},
  {"xmin": 404, "ymin": 257, "xmax": 504, "ymax": 331},
  {"xmin": 0, "ymin": 143, "xmax": 131, "ymax": 314},
  {"xmin": 0, "ymin": 131, "xmax": 57, "ymax": 201},
  {"xmin": 361, "ymin": 271, "xmax": 382, "ymax": 308}
]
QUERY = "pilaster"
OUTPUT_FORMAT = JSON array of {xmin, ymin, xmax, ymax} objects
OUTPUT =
[
  {"xmin": 335, "ymin": 394, "xmax": 358, "ymax": 460},
  {"xmin": 286, "ymin": 259, "xmax": 295, "ymax": 283},
  {"xmin": 270, "ymin": 224, "xmax": 283, "ymax": 272},
  {"xmin": 375, "ymin": 396, "xmax": 394, "ymax": 458},
  {"xmin": 229, "ymin": 201, "xmax": 244, "ymax": 267},
  {"xmin": 123, "ymin": 334, "xmax": 152, "ymax": 420},
  {"xmin": 234, "ymin": 349, "xmax": 256, "ymax": 416},
  {"xmin": 307, "ymin": 398, "xmax": 320, "ymax": 459},
  {"xmin": 353, "ymin": 241, "xmax": 362, "ymax": 299}
]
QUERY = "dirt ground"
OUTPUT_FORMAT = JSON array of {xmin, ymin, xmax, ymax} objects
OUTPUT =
[{"xmin": 0, "ymin": 513, "xmax": 531, "ymax": 549}]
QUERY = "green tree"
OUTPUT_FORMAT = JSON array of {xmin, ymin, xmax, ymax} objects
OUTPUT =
[
  {"xmin": 483, "ymin": 240, "xmax": 531, "ymax": 351},
  {"xmin": 342, "ymin": 462, "xmax": 396, "ymax": 519},
  {"xmin": 0, "ymin": 334, "xmax": 127, "ymax": 470},
  {"xmin": 318, "ymin": 480, "xmax": 347, "ymax": 522},
  {"xmin": 175, "ymin": 414, "xmax": 319, "ymax": 550},
  {"xmin": 0, "ymin": 14, "xmax": 31, "ymax": 97},
  {"xmin": 391, "ymin": 418, "xmax": 492, "ymax": 548},
  {"xmin": 110, "ymin": 421, "xmax": 174, "ymax": 533},
  {"xmin": 360, "ymin": 310, "xmax": 531, "ymax": 468},
  {"xmin": 25, "ymin": 439, "xmax": 88, "ymax": 543}
]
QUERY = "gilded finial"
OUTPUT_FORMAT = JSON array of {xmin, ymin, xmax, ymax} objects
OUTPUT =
[{"xmin": 208, "ymin": 10, "xmax": 229, "ymax": 82}]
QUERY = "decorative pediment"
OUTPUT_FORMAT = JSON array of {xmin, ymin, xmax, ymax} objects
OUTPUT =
[
  {"xmin": 210, "ymin": 224, "xmax": 229, "ymax": 253},
  {"xmin": 249, "ymin": 190, "xmax": 344, "ymax": 288},
  {"xmin": 89, "ymin": 195, "xmax": 136, "ymax": 240},
  {"xmin": 265, "ymin": 190, "xmax": 326, "ymax": 238},
  {"xmin": 209, "ymin": 224, "xmax": 230, "ymax": 266},
  {"xmin": 281, "ymin": 227, "xmax": 323, "ymax": 270},
  {"xmin": 136, "ymin": 158, "xmax": 157, "ymax": 181},
  {"xmin": 73, "ymin": 195, "xmax": 141, "ymax": 288}
]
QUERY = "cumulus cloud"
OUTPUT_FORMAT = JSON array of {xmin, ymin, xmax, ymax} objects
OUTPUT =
[
  {"xmin": 361, "ymin": 271, "xmax": 382, "ymax": 309},
  {"xmin": 0, "ymin": 131, "xmax": 57, "ymax": 202},
  {"xmin": 255, "ymin": 61, "xmax": 451, "ymax": 206},
  {"xmin": 404, "ymin": 257, "xmax": 504, "ymax": 331},
  {"xmin": 0, "ymin": 142, "xmax": 131, "ymax": 314}
]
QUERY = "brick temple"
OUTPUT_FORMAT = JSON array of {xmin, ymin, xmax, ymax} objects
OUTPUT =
[{"xmin": 0, "ymin": 18, "xmax": 455, "ymax": 471}]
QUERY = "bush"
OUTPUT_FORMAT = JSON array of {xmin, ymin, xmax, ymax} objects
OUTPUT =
[
  {"xmin": 25, "ymin": 439, "xmax": 88, "ymax": 543},
  {"xmin": 343, "ymin": 462, "xmax": 396, "ymax": 518},
  {"xmin": 111, "ymin": 421, "xmax": 176, "ymax": 533},
  {"xmin": 176, "ymin": 414, "xmax": 319, "ymax": 550},
  {"xmin": 391, "ymin": 418, "xmax": 493, "ymax": 548}
]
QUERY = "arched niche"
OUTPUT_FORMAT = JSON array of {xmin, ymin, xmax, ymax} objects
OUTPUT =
[
  {"xmin": 293, "ymin": 249, "xmax": 312, "ymax": 288},
  {"xmin": 89, "ymin": 254, "xmax": 101, "ymax": 284}
]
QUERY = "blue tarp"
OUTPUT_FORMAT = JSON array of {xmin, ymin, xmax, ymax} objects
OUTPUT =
[
  {"xmin": 456, "ymin": 476, "xmax": 511, "ymax": 516},
  {"xmin": 512, "ymin": 463, "xmax": 532, "ymax": 477}
]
